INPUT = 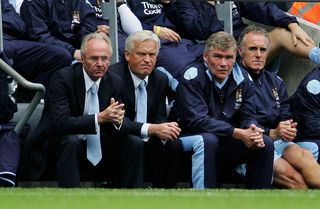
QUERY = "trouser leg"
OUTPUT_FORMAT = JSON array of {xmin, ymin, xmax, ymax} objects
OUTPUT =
[
  {"xmin": 55, "ymin": 135, "xmax": 82, "ymax": 188},
  {"xmin": 119, "ymin": 135, "xmax": 144, "ymax": 188},
  {"xmin": 145, "ymin": 137, "xmax": 182, "ymax": 188}
]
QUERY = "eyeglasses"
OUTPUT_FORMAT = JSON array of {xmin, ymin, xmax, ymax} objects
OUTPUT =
[{"xmin": 84, "ymin": 56, "xmax": 110, "ymax": 64}]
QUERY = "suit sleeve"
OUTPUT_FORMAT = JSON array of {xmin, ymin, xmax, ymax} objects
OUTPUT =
[
  {"xmin": 149, "ymin": 72, "xmax": 169, "ymax": 124},
  {"xmin": 176, "ymin": 75, "xmax": 234, "ymax": 137},
  {"xmin": 49, "ymin": 70, "xmax": 96, "ymax": 135}
]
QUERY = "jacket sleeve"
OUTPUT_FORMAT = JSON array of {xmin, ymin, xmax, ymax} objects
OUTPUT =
[
  {"xmin": 174, "ymin": 1, "xmax": 216, "ymax": 40},
  {"xmin": 20, "ymin": 0, "xmax": 76, "ymax": 55},
  {"xmin": 176, "ymin": 72, "xmax": 234, "ymax": 137},
  {"xmin": 278, "ymin": 78, "xmax": 292, "ymax": 121},
  {"xmin": 239, "ymin": 2, "xmax": 297, "ymax": 28},
  {"xmin": 2, "ymin": 0, "xmax": 26, "ymax": 39},
  {"xmin": 237, "ymin": 78, "xmax": 259, "ymax": 129},
  {"xmin": 78, "ymin": 1, "xmax": 107, "ymax": 41},
  {"xmin": 49, "ymin": 69, "xmax": 96, "ymax": 135}
]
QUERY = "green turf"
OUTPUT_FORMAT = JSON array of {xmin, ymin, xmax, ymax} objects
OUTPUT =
[{"xmin": 1, "ymin": 188, "xmax": 320, "ymax": 209}]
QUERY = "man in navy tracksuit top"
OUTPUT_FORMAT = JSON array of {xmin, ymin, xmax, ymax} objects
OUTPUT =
[
  {"xmin": 176, "ymin": 31, "xmax": 274, "ymax": 189},
  {"xmin": 20, "ymin": 0, "xmax": 109, "ymax": 61},
  {"xmin": 173, "ymin": 1, "xmax": 297, "ymax": 40},
  {"xmin": 291, "ymin": 67, "xmax": 320, "ymax": 163},
  {"xmin": 2, "ymin": 0, "xmax": 71, "ymax": 88},
  {"xmin": 173, "ymin": 1, "xmax": 320, "ymax": 67},
  {"xmin": 237, "ymin": 25, "xmax": 320, "ymax": 189},
  {"xmin": 125, "ymin": 0, "xmax": 204, "ymax": 80}
]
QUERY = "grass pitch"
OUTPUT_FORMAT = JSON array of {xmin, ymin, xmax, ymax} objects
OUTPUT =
[{"xmin": 0, "ymin": 188, "xmax": 320, "ymax": 209}]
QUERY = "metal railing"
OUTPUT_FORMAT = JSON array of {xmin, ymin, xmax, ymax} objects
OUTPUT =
[
  {"xmin": 0, "ymin": 59, "xmax": 45, "ymax": 135},
  {"xmin": 0, "ymin": 0, "xmax": 45, "ymax": 135},
  {"xmin": 101, "ymin": 0, "xmax": 118, "ymax": 65}
]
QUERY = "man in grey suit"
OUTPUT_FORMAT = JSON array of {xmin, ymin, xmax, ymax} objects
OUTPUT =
[
  {"xmin": 109, "ymin": 30, "xmax": 182, "ymax": 188},
  {"xmin": 24, "ymin": 33, "xmax": 141, "ymax": 188}
]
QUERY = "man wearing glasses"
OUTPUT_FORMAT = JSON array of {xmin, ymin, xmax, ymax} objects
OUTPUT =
[{"xmin": 24, "ymin": 33, "xmax": 139, "ymax": 188}]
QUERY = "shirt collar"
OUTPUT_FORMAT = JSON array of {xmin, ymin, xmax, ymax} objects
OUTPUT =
[
  {"xmin": 129, "ymin": 66, "xmax": 149, "ymax": 88},
  {"xmin": 205, "ymin": 62, "xmax": 244, "ymax": 89},
  {"xmin": 83, "ymin": 68, "xmax": 101, "ymax": 92},
  {"xmin": 204, "ymin": 62, "xmax": 229, "ymax": 89}
]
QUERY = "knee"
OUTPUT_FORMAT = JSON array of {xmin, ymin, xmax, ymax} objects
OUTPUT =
[
  {"xmin": 201, "ymin": 133, "xmax": 219, "ymax": 149},
  {"xmin": 57, "ymin": 136, "xmax": 82, "ymax": 157},
  {"xmin": 299, "ymin": 149, "xmax": 317, "ymax": 165},
  {"xmin": 128, "ymin": 135, "xmax": 144, "ymax": 152},
  {"xmin": 167, "ymin": 138, "xmax": 183, "ymax": 152},
  {"xmin": 192, "ymin": 135, "xmax": 204, "ymax": 154},
  {"xmin": 263, "ymin": 136, "xmax": 274, "ymax": 152},
  {"xmin": 62, "ymin": 136, "xmax": 82, "ymax": 149},
  {"xmin": 50, "ymin": 46, "xmax": 73, "ymax": 65}
]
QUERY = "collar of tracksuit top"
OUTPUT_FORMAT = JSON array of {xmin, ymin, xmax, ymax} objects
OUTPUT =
[
  {"xmin": 204, "ymin": 61, "xmax": 245, "ymax": 89},
  {"xmin": 236, "ymin": 58, "xmax": 266, "ymax": 84}
]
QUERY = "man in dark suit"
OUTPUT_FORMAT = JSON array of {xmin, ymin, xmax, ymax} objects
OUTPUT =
[
  {"xmin": 24, "ymin": 32, "xmax": 141, "ymax": 188},
  {"xmin": 109, "ymin": 30, "xmax": 182, "ymax": 188}
]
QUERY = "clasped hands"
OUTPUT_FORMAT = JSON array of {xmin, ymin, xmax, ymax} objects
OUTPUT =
[
  {"xmin": 270, "ymin": 119, "xmax": 297, "ymax": 142},
  {"xmin": 98, "ymin": 98, "xmax": 125, "ymax": 125},
  {"xmin": 241, "ymin": 124, "xmax": 265, "ymax": 149}
]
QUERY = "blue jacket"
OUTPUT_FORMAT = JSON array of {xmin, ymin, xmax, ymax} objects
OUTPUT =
[
  {"xmin": 2, "ymin": 0, "xmax": 26, "ymax": 40},
  {"xmin": 239, "ymin": 63, "xmax": 292, "ymax": 136},
  {"xmin": 0, "ymin": 52, "xmax": 16, "ymax": 123},
  {"xmin": 20, "ymin": 0, "xmax": 107, "ymax": 55},
  {"xmin": 174, "ymin": 1, "xmax": 297, "ymax": 40},
  {"xmin": 176, "ymin": 61, "xmax": 257, "ymax": 136},
  {"xmin": 290, "ymin": 67, "xmax": 320, "ymax": 139},
  {"xmin": 126, "ymin": 0, "xmax": 177, "ymax": 31}
]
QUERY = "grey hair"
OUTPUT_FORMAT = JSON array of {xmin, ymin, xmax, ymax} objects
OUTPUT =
[
  {"xmin": 80, "ymin": 32, "xmax": 113, "ymax": 56},
  {"xmin": 125, "ymin": 30, "xmax": 160, "ymax": 54},
  {"xmin": 204, "ymin": 31, "xmax": 237, "ymax": 52},
  {"xmin": 238, "ymin": 24, "xmax": 270, "ymax": 50}
]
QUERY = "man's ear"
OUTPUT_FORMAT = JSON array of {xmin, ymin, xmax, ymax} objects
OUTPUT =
[
  {"xmin": 238, "ymin": 47, "xmax": 244, "ymax": 58},
  {"xmin": 203, "ymin": 52, "xmax": 207, "ymax": 63},
  {"xmin": 124, "ymin": 50, "xmax": 130, "ymax": 62}
]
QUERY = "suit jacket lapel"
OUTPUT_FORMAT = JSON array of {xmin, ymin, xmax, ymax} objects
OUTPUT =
[
  {"xmin": 124, "ymin": 65, "xmax": 136, "ymax": 119},
  {"xmin": 98, "ymin": 74, "xmax": 110, "ymax": 110},
  {"xmin": 74, "ymin": 64, "xmax": 86, "ymax": 114}
]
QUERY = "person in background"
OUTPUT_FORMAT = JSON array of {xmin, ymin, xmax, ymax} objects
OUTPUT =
[
  {"xmin": 20, "ymin": 0, "xmax": 109, "ymax": 61},
  {"xmin": 0, "ymin": 52, "xmax": 19, "ymax": 187},
  {"xmin": 2, "ymin": 0, "xmax": 71, "ymax": 100},
  {"xmin": 291, "ymin": 66, "xmax": 320, "ymax": 164}
]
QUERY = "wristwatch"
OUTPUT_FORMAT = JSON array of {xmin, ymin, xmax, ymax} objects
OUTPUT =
[{"xmin": 116, "ymin": 0, "xmax": 125, "ymax": 7}]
